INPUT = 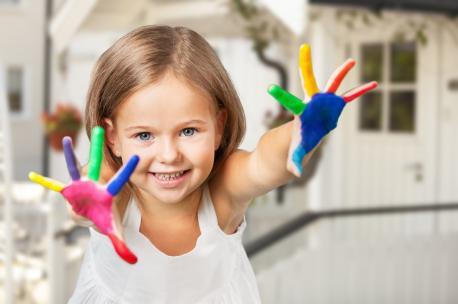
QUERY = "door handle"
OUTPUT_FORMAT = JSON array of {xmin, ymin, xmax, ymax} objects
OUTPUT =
[{"xmin": 404, "ymin": 161, "xmax": 423, "ymax": 182}]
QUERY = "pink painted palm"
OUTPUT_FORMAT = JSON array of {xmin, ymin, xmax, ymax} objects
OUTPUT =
[{"xmin": 29, "ymin": 126, "xmax": 139, "ymax": 264}]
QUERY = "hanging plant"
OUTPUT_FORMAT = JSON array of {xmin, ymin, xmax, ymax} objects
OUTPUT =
[{"xmin": 42, "ymin": 103, "xmax": 82, "ymax": 151}]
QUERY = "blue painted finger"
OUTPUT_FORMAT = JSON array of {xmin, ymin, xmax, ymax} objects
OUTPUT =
[
  {"xmin": 291, "ymin": 144, "xmax": 306, "ymax": 176},
  {"xmin": 63, "ymin": 137, "xmax": 80, "ymax": 181},
  {"xmin": 106, "ymin": 155, "xmax": 140, "ymax": 196}
]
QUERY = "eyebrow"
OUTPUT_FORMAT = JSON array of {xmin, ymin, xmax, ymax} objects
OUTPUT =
[{"xmin": 124, "ymin": 120, "xmax": 207, "ymax": 132}]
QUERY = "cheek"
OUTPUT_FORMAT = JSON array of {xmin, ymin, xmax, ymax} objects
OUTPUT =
[
  {"xmin": 119, "ymin": 145, "xmax": 152, "ymax": 171},
  {"xmin": 186, "ymin": 140, "xmax": 216, "ymax": 168}
]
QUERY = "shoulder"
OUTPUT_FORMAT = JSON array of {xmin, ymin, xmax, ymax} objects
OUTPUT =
[{"xmin": 208, "ymin": 149, "xmax": 252, "ymax": 234}]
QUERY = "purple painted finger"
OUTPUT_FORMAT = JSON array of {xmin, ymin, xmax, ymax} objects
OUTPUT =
[{"xmin": 63, "ymin": 137, "xmax": 80, "ymax": 181}]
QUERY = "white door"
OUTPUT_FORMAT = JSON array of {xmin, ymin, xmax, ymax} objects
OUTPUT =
[{"xmin": 340, "ymin": 17, "xmax": 440, "ymax": 236}]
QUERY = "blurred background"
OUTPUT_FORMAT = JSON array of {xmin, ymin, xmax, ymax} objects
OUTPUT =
[{"xmin": 1, "ymin": 0, "xmax": 458, "ymax": 303}]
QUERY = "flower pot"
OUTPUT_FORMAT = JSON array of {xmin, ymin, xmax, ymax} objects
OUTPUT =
[{"xmin": 48, "ymin": 131, "xmax": 79, "ymax": 151}]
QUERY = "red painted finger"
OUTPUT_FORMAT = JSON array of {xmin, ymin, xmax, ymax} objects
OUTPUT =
[
  {"xmin": 342, "ymin": 81, "xmax": 378, "ymax": 103},
  {"xmin": 108, "ymin": 233, "xmax": 138, "ymax": 264}
]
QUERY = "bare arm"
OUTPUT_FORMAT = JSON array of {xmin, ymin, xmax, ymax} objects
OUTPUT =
[
  {"xmin": 211, "ymin": 44, "xmax": 377, "ymax": 231},
  {"xmin": 211, "ymin": 120, "xmax": 316, "ymax": 210}
]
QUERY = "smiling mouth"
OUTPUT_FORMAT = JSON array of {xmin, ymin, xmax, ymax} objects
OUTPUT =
[{"xmin": 151, "ymin": 169, "xmax": 191, "ymax": 181}]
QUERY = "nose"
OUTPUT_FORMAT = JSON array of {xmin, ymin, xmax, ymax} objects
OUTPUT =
[{"xmin": 156, "ymin": 138, "xmax": 180, "ymax": 164}]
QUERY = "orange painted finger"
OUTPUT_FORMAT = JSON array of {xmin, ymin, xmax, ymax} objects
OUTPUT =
[{"xmin": 325, "ymin": 59, "xmax": 356, "ymax": 93}]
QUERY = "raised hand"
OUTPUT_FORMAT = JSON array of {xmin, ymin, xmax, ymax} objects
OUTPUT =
[
  {"xmin": 29, "ymin": 126, "xmax": 139, "ymax": 264},
  {"xmin": 268, "ymin": 44, "xmax": 378, "ymax": 177}
]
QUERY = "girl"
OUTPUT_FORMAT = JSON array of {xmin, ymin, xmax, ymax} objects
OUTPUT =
[{"xmin": 31, "ymin": 25, "xmax": 376, "ymax": 303}]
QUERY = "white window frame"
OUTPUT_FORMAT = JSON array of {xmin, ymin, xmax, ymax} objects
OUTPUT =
[
  {"xmin": 0, "ymin": 0, "xmax": 27, "ymax": 13},
  {"xmin": 359, "ymin": 41, "xmax": 417, "ymax": 135},
  {"xmin": 0, "ymin": 0, "xmax": 22, "ymax": 6}
]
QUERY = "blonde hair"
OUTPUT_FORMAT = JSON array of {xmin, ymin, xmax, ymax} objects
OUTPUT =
[{"xmin": 84, "ymin": 25, "xmax": 245, "ymax": 204}]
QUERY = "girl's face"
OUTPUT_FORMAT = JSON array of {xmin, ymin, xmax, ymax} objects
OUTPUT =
[{"xmin": 106, "ymin": 71, "xmax": 225, "ymax": 205}]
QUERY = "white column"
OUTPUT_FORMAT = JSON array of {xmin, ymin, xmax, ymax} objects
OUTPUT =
[
  {"xmin": 0, "ymin": 67, "xmax": 14, "ymax": 304},
  {"xmin": 306, "ymin": 12, "xmax": 344, "ymax": 247},
  {"xmin": 259, "ymin": 0, "xmax": 307, "ymax": 36},
  {"xmin": 49, "ymin": 0, "xmax": 99, "ymax": 55}
]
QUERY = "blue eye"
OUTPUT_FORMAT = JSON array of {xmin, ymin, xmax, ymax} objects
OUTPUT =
[
  {"xmin": 136, "ymin": 132, "xmax": 152, "ymax": 141},
  {"xmin": 181, "ymin": 128, "xmax": 197, "ymax": 137}
]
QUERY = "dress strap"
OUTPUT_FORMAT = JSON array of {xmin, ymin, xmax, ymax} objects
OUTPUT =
[
  {"xmin": 122, "ymin": 198, "xmax": 140, "ymax": 229},
  {"xmin": 197, "ymin": 184, "xmax": 219, "ymax": 232},
  {"xmin": 199, "ymin": 185, "xmax": 247, "ymax": 240}
]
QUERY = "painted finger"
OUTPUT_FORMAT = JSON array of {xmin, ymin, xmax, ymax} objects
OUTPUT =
[
  {"xmin": 108, "ymin": 206, "xmax": 136, "ymax": 263},
  {"xmin": 28, "ymin": 172, "xmax": 65, "ymax": 192},
  {"xmin": 268, "ymin": 84, "xmax": 307, "ymax": 115},
  {"xmin": 106, "ymin": 155, "xmax": 140, "ymax": 196},
  {"xmin": 63, "ymin": 137, "xmax": 81, "ymax": 181},
  {"xmin": 324, "ymin": 59, "xmax": 356, "ymax": 93},
  {"xmin": 299, "ymin": 44, "xmax": 320, "ymax": 98},
  {"xmin": 107, "ymin": 233, "xmax": 138, "ymax": 264},
  {"xmin": 88, "ymin": 126, "xmax": 104, "ymax": 182},
  {"xmin": 342, "ymin": 81, "xmax": 378, "ymax": 103},
  {"xmin": 286, "ymin": 116, "xmax": 304, "ymax": 177}
]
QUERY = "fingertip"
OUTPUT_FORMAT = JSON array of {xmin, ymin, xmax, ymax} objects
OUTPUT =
[
  {"xmin": 63, "ymin": 136, "xmax": 72, "ymax": 145},
  {"xmin": 267, "ymin": 84, "xmax": 281, "ymax": 97},
  {"xmin": 300, "ymin": 43, "xmax": 311, "ymax": 53},
  {"xmin": 92, "ymin": 126, "xmax": 105, "ymax": 137},
  {"xmin": 130, "ymin": 154, "xmax": 140, "ymax": 164},
  {"xmin": 347, "ymin": 58, "xmax": 356, "ymax": 66},
  {"xmin": 108, "ymin": 233, "xmax": 138, "ymax": 264},
  {"xmin": 370, "ymin": 81, "xmax": 378, "ymax": 89},
  {"xmin": 28, "ymin": 171, "xmax": 37, "ymax": 181}
]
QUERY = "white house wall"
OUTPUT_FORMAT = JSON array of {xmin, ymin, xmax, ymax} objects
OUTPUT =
[
  {"xmin": 50, "ymin": 31, "xmax": 125, "ymax": 181},
  {"xmin": 437, "ymin": 21, "xmax": 458, "ymax": 233},
  {"xmin": 208, "ymin": 37, "xmax": 283, "ymax": 152},
  {"xmin": 305, "ymin": 8, "xmax": 458, "ymax": 245},
  {"xmin": 0, "ymin": 0, "xmax": 46, "ymax": 180}
]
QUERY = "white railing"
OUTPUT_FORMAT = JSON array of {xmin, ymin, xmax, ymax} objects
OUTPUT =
[
  {"xmin": 256, "ymin": 234, "xmax": 458, "ymax": 303},
  {"xmin": 46, "ymin": 191, "xmax": 86, "ymax": 304}
]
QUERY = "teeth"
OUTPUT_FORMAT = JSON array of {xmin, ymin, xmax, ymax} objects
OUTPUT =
[{"xmin": 155, "ymin": 171, "xmax": 185, "ymax": 181}]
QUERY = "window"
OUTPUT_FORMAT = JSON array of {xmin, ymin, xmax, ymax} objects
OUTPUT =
[
  {"xmin": 0, "ymin": 0, "xmax": 20, "ymax": 4},
  {"xmin": 359, "ymin": 42, "xmax": 417, "ymax": 133},
  {"xmin": 359, "ymin": 91, "xmax": 382, "ymax": 130},
  {"xmin": 7, "ymin": 66, "xmax": 24, "ymax": 114}
]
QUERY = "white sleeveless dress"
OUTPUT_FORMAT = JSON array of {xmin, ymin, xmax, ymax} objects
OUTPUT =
[{"xmin": 68, "ymin": 185, "xmax": 261, "ymax": 303}]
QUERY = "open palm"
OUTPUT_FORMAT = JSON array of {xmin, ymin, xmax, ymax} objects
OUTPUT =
[
  {"xmin": 268, "ymin": 44, "xmax": 378, "ymax": 176},
  {"xmin": 29, "ymin": 126, "xmax": 139, "ymax": 264}
]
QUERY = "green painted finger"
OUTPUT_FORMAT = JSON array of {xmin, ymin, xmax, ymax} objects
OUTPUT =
[
  {"xmin": 267, "ymin": 84, "xmax": 307, "ymax": 115},
  {"xmin": 88, "ymin": 126, "xmax": 104, "ymax": 181}
]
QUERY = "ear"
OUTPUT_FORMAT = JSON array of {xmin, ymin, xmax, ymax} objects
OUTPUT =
[
  {"xmin": 103, "ymin": 118, "xmax": 121, "ymax": 158},
  {"xmin": 214, "ymin": 109, "xmax": 227, "ymax": 150}
]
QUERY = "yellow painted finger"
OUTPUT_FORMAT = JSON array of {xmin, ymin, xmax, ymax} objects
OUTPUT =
[
  {"xmin": 28, "ymin": 171, "xmax": 64, "ymax": 192},
  {"xmin": 299, "ymin": 44, "xmax": 319, "ymax": 97}
]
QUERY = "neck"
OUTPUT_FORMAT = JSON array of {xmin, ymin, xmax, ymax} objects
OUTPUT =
[{"xmin": 135, "ymin": 187, "xmax": 203, "ymax": 225}]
